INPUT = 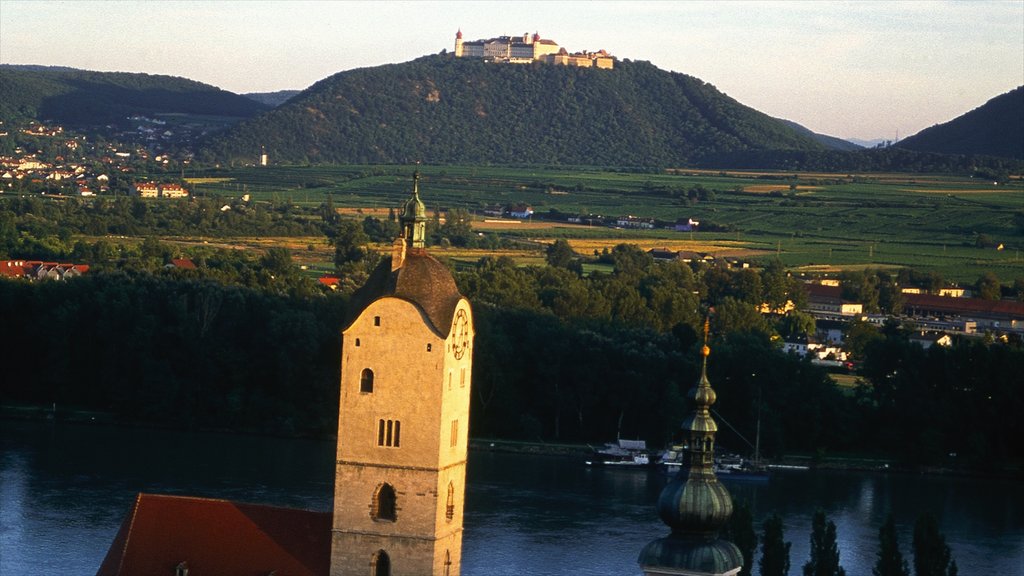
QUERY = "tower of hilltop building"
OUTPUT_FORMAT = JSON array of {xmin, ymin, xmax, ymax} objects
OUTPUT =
[
  {"xmin": 331, "ymin": 172, "xmax": 475, "ymax": 576},
  {"xmin": 638, "ymin": 320, "xmax": 743, "ymax": 576}
]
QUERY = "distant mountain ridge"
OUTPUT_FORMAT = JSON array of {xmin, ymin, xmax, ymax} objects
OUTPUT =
[
  {"xmin": 898, "ymin": 86, "xmax": 1023, "ymax": 160},
  {"xmin": 0, "ymin": 65, "xmax": 268, "ymax": 128},
  {"xmin": 198, "ymin": 55, "xmax": 831, "ymax": 166},
  {"xmin": 243, "ymin": 90, "xmax": 302, "ymax": 108}
]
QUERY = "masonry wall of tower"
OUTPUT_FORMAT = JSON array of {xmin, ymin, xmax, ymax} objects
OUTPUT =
[{"xmin": 331, "ymin": 176, "xmax": 473, "ymax": 575}]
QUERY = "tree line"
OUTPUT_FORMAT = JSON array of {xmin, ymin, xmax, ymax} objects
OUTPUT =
[
  {"xmin": 725, "ymin": 506, "xmax": 959, "ymax": 576},
  {"xmin": 2, "ymin": 236, "xmax": 1021, "ymax": 471}
]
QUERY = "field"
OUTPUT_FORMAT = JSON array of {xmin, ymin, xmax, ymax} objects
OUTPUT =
[{"xmin": 180, "ymin": 164, "xmax": 1024, "ymax": 283}]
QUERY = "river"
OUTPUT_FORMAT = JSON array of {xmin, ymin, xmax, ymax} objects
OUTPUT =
[{"xmin": 1, "ymin": 420, "xmax": 1021, "ymax": 575}]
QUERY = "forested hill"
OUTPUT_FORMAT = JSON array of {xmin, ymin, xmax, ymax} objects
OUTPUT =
[
  {"xmin": 898, "ymin": 86, "xmax": 1024, "ymax": 160},
  {"xmin": 197, "ymin": 55, "xmax": 828, "ymax": 167},
  {"xmin": 0, "ymin": 65, "xmax": 269, "ymax": 127}
]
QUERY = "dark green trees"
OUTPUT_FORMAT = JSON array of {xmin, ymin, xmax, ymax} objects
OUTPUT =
[
  {"xmin": 761, "ymin": 513, "xmax": 792, "ymax": 576},
  {"xmin": 874, "ymin": 514, "xmax": 910, "ymax": 576},
  {"xmin": 803, "ymin": 510, "xmax": 846, "ymax": 576},
  {"xmin": 723, "ymin": 502, "xmax": 757, "ymax": 576},
  {"xmin": 913, "ymin": 514, "xmax": 958, "ymax": 576}
]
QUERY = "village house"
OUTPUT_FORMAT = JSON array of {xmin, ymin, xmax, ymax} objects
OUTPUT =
[
  {"xmin": 506, "ymin": 204, "xmax": 534, "ymax": 218},
  {"xmin": 674, "ymin": 218, "xmax": 700, "ymax": 232},
  {"xmin": 616, "ymin": 215, "xmax": 655, "ymax": 229},
  {"xmin": 804, "ymin": 282, "xmax": 864, "ymax": 317},
  {"xmin": 909, "ymin": 332, "xmax": 954, "ymax": 350}
]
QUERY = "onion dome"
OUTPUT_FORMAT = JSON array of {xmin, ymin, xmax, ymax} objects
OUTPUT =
[
  {"xmin": 456, "ymin": 29, "xmax": 463, "ymax": 39},
  {"xmin": 532, "ymin": 32, "xmax": 541, "ymax": 42},
  {"xmin": 400, "ymin": 171, "xmax": 427, "ymax": 248},
  {"xmin": 639, "ymin": 319, "xmax": 742, "ymax": 575}
]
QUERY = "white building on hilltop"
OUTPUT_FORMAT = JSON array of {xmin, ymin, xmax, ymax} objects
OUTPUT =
[{"xmin": 454, "ymin": 30, "xmax": 614, "ymax": 68}]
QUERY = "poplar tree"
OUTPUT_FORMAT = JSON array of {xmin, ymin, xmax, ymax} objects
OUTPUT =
[
  {"xmin": 722, "ymin": 501, "xmax": 757, "ymax": 576},
  {"xmin": 803, "ymin": 510, "xmax": 846, "ymax": 576},
  {"xmin": 874, "ymin": 513, "xmax": 910, "ymax": 576},
  {"xmin": 913, "ymin": 514, "xmax": 958, "ymax": 576},
  {"xmin": 760, "ymin": 513, "xmax": 791, "ymax": 576}
]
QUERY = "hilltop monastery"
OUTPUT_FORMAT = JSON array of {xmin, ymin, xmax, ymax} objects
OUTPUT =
[{"xmin": 454, "ymin": 30, "xmax": 615, "ymax": 69}]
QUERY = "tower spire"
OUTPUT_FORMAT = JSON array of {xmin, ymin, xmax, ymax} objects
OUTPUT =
[{"xmin": 637, "ymin": 316, "xmax": 743, "ymax": 576}]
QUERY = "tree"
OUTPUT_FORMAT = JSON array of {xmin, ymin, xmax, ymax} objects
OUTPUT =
[
  {"xmin": 975, "ymin": 272, "xmax": 1001, "ymax": 301},
  {"xmin": 761, "ymin": 259, "xmax": 791, "ymax": 312},
  {"xmin": 546, "ymin": 238, "xmax": 579, "ymax": 271},
  {"xmin": 760, "ymin": 513, "xmax": 791, "ymax": 576},
  {"xmin": 874, "ymin": 513, "xmax": 910, "ymax": 576},
  {"xmin": 913, "ymin": 514, "xmax": 958, "ymax": 576},
  {"xmin": 722, "ymin": 501, "xmax": 757, "ymax": 576},
  {"xmin": 332, "ymin": 219, "xmax": 371, "ymax": 269},
  {"xmin": 803, "ymin": 510, "xmax": 846, "ymax": 576}
]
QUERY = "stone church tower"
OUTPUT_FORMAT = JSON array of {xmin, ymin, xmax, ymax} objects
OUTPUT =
[{"xmin": 331, "ymin": 173, "xmax": 474, "ymax": 576}]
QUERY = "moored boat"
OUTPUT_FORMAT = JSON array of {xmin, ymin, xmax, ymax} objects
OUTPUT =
[{"xmin": 585, "ymin": 439, "xmax": 652, "ymax": 467}]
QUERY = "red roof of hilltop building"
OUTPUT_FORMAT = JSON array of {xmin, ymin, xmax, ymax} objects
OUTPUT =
[{"xmin": 96, "ymin": 493, "xmax": 331, "ymax": 576}]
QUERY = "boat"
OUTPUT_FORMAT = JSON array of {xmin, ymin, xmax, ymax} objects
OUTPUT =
[
  {"xmin": 658, "ymin": 447, "xmax": 769, "ymax": 480},
  {"xmin": 585, "ymin": 439, "xmax": 653, "ymax": 468}
]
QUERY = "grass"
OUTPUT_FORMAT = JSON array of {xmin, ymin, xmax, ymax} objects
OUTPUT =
[{"xmin": 178, "ymin": 164, "xmax": 1024, "ymax": 283}]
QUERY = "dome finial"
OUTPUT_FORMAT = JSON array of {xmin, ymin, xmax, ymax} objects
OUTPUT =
[{"xmin": 400, "ymin": 170, "xmax": 427, "ymax": 249}]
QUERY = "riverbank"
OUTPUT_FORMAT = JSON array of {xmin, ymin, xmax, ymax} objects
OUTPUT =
[{"xmin": 6, "ymin": 407, "xmax": 1017, "ymax": 479}]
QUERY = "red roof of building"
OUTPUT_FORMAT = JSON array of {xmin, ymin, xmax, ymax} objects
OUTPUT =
[
  {"xmin": 318, "ymin": 275, "xmax": 341, "ymax": 286},
  {"xmin": 904, "ymin": 293, "xmax": 1024, "ymax": 320},
  {"xmin": 96, "ymin": 493, "xmax": 331, "ymax": 576},
  {"xmin": 170, "ymin": 258, "xmax": 197, "ymax": 270}
]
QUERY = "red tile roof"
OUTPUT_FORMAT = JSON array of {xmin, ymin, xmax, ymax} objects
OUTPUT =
[
  {"xmin": 96, "ymin": 493, "xmax": 331, "ymax": 576},
  {"xmin": 170, "ymin": 258, "xmax": 196, "ymax": 270},
  {"xmin": 904, "ymin": 293, "xmax": 1024, "ymax": 320}
]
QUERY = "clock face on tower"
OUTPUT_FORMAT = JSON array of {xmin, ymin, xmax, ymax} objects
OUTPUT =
[{"xmin": 452, "ymin": 309, "xmax": 470, "ymax": 359}]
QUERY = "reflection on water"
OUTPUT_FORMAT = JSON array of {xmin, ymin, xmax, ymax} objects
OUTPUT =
[{"xmin": 1, "ymin": 421, "xmax": 1022, "ymax": 575}]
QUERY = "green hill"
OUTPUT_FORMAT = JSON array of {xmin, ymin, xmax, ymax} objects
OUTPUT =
[
  {"xmin": 198, "ymin": 55, "xmax": 827, "ymax": 167},
  {"xmin": 897, "ymin": 86, "xmax": 1023, "ymax": 160},
  {"xmin": 0, "ymin": 65, "xmax": 268, "ymax": 127}
]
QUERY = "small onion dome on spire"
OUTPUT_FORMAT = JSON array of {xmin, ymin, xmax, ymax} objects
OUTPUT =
[
  {"xmin": 532, "ymin": 31, "xmax": 541, "ymax": 42},
  {"xmin": 402, "ymin": 171, "xmax": 427, "ymax": 222},
  {"xmin": 456, "ymin": 28, "xmax": 463, "ymax": 39}
]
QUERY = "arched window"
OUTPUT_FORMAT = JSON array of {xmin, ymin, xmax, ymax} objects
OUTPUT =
[
  {"xmin": 443, "ymin": 550, "xmax": 451, "ymax": 576},
  {"xmin": 360, "ymin": 369, "xmax": 374, "ymax": 393},
  {"xmin": 371, "ymin": 550, "xmax": 391, "ymax": 576},
  {"xmin": 372, "ymin": 483, "xmax": 397, "ymax": 522},
  {"xmin": 446, "ymin": 482, "xmax": 455, "ymax": 521}
]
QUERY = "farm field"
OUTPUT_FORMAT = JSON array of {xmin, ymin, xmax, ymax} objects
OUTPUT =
[{"xmin": 180, "ymin": 164, "xmax": 1024, "ymax": 284}]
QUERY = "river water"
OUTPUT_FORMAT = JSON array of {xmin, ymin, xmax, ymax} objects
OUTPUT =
[{"xmin": 1, "ymin": 420, "xmax": 1021, "ymax": 575}]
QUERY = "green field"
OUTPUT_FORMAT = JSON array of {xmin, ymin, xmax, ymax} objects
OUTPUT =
[{"xmin": 184, "ymin": 164, "xmax": 1024, "ymax": 283}]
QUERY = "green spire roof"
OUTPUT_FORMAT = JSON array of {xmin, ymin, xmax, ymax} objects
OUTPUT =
[
  {"xmin": 400, "ymin": 171, "xmax": 427, "ymax": 248},
  {"xmin": 639, "ymin": 318, "xmax": 742, "ymax": 576}
]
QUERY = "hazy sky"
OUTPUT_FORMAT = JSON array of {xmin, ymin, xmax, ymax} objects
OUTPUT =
[{"xmin": 1, "ymin": 1, "xmax": 1021, "ymax": 141}]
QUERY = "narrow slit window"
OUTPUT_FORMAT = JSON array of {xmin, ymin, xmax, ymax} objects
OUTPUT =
[
  {"xmin": 377, "ymin": 419, "xmax": 385, "ymax": 446},
  {"xmin": 374, "ymin": 316, "xmax": 381, "ymax": 326},
  {"xmin": 393, "ymin": 421, "xmax": 401, "ymax": 447}
]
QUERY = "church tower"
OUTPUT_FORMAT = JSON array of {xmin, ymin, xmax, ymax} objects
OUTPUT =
[
  {"xmin": 638, "ymin": 319, "xmax": 743, "ymax": 576},
  {"xmin": 331, "ymin": 172, "xmax": 474, "ymax": 576},
  {"xmin": 454, "ymin": 29, "xmax": 464, "ymax": 57}
]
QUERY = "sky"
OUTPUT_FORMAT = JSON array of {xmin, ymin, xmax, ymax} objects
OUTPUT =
[{"xmin": 1, "ymin": 1, "xmax": 1021, "ymax": 141}]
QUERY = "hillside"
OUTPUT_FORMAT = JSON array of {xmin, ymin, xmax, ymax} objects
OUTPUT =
[
  {"xmin": 779, "ymin": 119, "xmax": 862, "ymax": 151},
  {"xmin": 198, "ymin": 55, "xmax": 827, "ymax": 167},
  {"xmin": 898, "ymin": 86, "xmax": 1023, "ymax": 160},
  {"xmin": 0, "ymin": 65, "xmax": 269, "ymax": 128}
]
